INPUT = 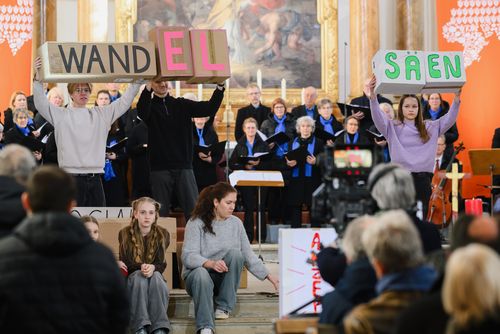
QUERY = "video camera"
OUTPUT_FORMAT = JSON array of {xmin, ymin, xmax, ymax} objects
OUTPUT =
[{"xmin": 311, "ymin": 144, "xmax": 377, "ymax": 235}]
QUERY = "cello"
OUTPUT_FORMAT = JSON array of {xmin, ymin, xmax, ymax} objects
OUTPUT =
[{"xmin": 427, "ymin": 142, "xmax": 465, "ymax": 228}]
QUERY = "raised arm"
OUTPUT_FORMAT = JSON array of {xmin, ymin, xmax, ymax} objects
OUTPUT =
[
  {"xmin": 437, "ymin": 91, "xmax": 461, "ymax": 136},
  {"xmin": 104, "ymin": 83, "xmax": 141, "ymax": 124},
  {"xmin": 186, "ymin": 84, "xmax": 225, "ymax": 118},
  {"xmin": 136, "ymin": 83, "xmax": 153, "ymax": 124},
  {"xmin": 364, "ymin": 75, "xmax": 390, "ymax": 137},
  {"xmin": 32, "ymin": 57, "xmax": 57, "ymax": 125}
]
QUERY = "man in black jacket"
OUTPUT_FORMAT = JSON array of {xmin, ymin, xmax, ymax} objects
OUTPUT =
[
  {"xmin": 0, "ymin": 144, "xmax": 36, "ymax": 238},
  {"xmin": 0, "ymin": 166, "xmax": 129, "ymax": 333},
  {"xmin": 291, "ymin": 86, "xmax": 319, "ymax": 120},
  {"xmin": 137, "ymin": 78, "xmax": 224, "ymax": 218},
  {"xmin": 234, "ymin": 83, "xmax": 270, "ymax": 141}
]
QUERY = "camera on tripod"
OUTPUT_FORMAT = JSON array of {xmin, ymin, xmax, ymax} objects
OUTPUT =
[{"xmin": 312, "ymin": 144, "xmax": 377, "ymax": 235}]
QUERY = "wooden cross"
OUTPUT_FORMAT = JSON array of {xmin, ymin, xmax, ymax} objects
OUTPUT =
[{"xmin": 445, "ymin": 163, "xmax": 470, "ymax": 224}]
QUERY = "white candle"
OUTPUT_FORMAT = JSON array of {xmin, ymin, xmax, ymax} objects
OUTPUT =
[
  {"xmin": 197, "ymin": 84, "xmax": 203, "ymax": 101},
  {"xmin": 281, "ymin": 78, "xmax": 286, "ymax": 100},
  {"xmin": 225, "ymin": 78, "xmax": 230, "ymax": 91},
  {"xmin": 175, "ymin": 81, "xmax": 180, "ymax": 98},
  {"xmin": 301, "ymin": 88, "xmax": 305, "ymax": 105},
  {"xmin": 256, "ymin": 69, "xmax": 262, "ymax": 90}
]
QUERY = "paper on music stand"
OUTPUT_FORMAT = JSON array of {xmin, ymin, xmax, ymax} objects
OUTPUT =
[{"xmin": 229, "ymin": 170, "xmax": 284, "ymax": 187}]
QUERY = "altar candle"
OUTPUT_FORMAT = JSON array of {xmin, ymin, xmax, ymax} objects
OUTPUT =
[
  {"xmin": 301, "ymin": 88, "xmax": 305, "ymax": 105},
  {"xmin": 175, "ymin": 81, "xmax": 180, "ymax": 98},
  {"xmin": 465, "ymin": 198, "xmax": 483, "ymax": 216},
  {"xmin": 281, "ymin": 78, "xmax": 286, "ymax": 100},
  {"xmin": 257, "ymin": 69, "xmax": 262, "ymax": 90},
  {"xmin": 197, "ymin": 84, "xmax": 203, "ymax": 101}
]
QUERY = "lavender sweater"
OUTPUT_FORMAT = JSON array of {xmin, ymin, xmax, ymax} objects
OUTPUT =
[{"xmin": 370, "ymin": 95, "xmax": 460, "ymax": 173}]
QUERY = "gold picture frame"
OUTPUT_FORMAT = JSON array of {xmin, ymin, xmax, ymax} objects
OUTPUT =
[{"xmin": 114, "ymin": 0, "xmax": 338, "ymax": 108}]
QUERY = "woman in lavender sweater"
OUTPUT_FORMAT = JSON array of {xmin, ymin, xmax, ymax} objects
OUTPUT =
[{"xmin": 364, "ymin": 75, "xmax": 462, "ymax": 218}]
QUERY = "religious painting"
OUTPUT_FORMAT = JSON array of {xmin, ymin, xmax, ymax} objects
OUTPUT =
[{"xmin": 133, "ymin": 0, "xmax": 321, "ymax": 89}]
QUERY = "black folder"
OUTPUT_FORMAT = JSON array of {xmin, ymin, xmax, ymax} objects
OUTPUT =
[
  {"xmin": 337, "ymin": 102, "xmax": 373, "ymax": 127},
  {"xmin": 285, "ymin": 145, "xmax": 311, "ymax": 162},
  {"xmin": 237, "ymin": 152, "xmax": 271, "ymax": 164},
  {"xmin": 264, "ymin": 131, "xmax": 290, "ymax": 145},
  {"xmin": 106, "ymin": 137, "xmax": 128, "ymax": 153},
  {"xmin": 314, "ymin": 128, "xmax": 345, "ymax": 142},
  {"xmin": 194, "ymin": 140, "xmax": 227, "ymax": 156},
  {"xmin": 365, "ymin": 129, "xmax": 386, "ymax": 142}
]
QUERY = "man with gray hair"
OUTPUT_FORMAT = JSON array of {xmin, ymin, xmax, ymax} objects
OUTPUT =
[
  {"xmin": 291, "ymin": 86, "xmax": 319, "ymax": 120},
  {"xmin": 0, "ymin": 144, "xmax": 37, "ymax": 237},
  {"xmin": 343, "ymin": 210, "xmax": 437, "ymax": 334},
  {"xmin": 319, "ymin": 215, "xmax": 377, "ymax": 327},
  {"xmin": 368, "ymin": 163, "xmax": 441, "ymax": 254}
]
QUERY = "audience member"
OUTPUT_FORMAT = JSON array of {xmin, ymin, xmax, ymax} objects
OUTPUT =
[
  {"xmin": 319, "ymin": 216, "xmax": 377, "ymax": 328},
  {"xmin": 81, "ymin": 215, "xmax": 99, "ymax": 241},
  {"xmin": 443, "ymin": 244, "xmax": 500, "ymax": 334},
  {"xmin": 0, "ymin": 166, "xmax": 129, "ymax": 333},
  {"xmin": 33, "ymin": 57, "xmax": 141, "ymax": 207},
  {"xmin": 0, "ymin": 144, "xmax": 36, "ymax": 237},
  {"xmin": 234, "ymin": 83, "xmax": 270, "ymax": 141},
  {"xmin": 291, "ymin": 86, "xmax": 319, "ymax": 120},
  {"xmin": 365, "ymin": 76, "xmax": 462, "ymax": 219},
  {"xmin": 119, "ymin": 197, "xmax": 171, "ymax": 334},
  {"xmin": 368, "ymin": 163, "xmax": 442, "ymax": 254},
  {"xmin": 343, "ymin": 210, "xmax": 437, "ymax": 334},
  {"xmin": 182, "ymin": 182, "xmax": 279, "ymax": 334},
  {"xmin": 137, "ymin": 78, "xmax": 224, "ymax": 218}
]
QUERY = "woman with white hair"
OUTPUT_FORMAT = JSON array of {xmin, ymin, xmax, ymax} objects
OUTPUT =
[
  {"xmin": 285, "ymin": 115, "xmax": 323, "ymax": 228},
  {"xmin": 443, "ymin": 244, "xmax": 500, "ymax": 334}
]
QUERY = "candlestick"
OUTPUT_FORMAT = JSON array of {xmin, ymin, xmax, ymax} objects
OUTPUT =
[
  {"xmin": 281, "ymin": 78, "xmax": 286, "ymax": 100},
  {"xmin": 301, "ymin": 88, "xmax": 305, "ymax": 105},
  {"xmin": 175, "ymin": 81, "xmax": 180, "ymax": 98},
  {"xmin": 256, "ymin": 69, "xmax": 262, "ymax": 90},
  {"xmin": 197, "ymin": 84, "xmax": 203, "ymax": 101}
]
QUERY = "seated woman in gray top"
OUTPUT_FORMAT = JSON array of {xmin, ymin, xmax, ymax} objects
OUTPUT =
[{"xmin": 182, "ymin": 182, "xmax": 279, "ymax": 334}]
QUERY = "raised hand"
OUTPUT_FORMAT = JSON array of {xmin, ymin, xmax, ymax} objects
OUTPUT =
[
  {"xmin": 33, "ymin": 57, "xmax": 42, "ymax": 81},
  {"xmin": 363, "ymin": 75, "xmax": 376, "ymax": 99}
]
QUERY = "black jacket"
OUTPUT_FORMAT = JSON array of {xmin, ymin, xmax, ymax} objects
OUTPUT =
[
  {"xmin": 229, "ymin": 135, "xmax": 269, "ymax": 171},
  {"xmin": 260, "ymin": 113, "xmax": 296, "ymax": 172},
  {"xmin": 350, "ymin": 94, "xmax": 393, "ymax": 130},
  {"xmin": 334, "ymin": 131, "xmax": 370, "ymax": 146},
  {"xmin": 192, "ymin": 124, "xmax": 221, "ymax": 190},
  {"xmin": 137, "ymin": 87, "xmax": 224, "ymax": 170},
  {"xmin": 0, "ymin": 176, "xmax": 25, "ymax": 238},
  {"xmin": 127, "ymin": 118, "xmax": 151, "ymax": 199},
  {"xmin": 234, "ymin": 103, "xmax": 271, "ymax": 141},
  {"xmin": 0, "ymin": 212, "xmax": 129, "ymax": 334},
  {"xmin": 291, "ymin": 104, "xmax": 318, "ymax": 120},
  {"xmin": 4, "ymin": 125, "xmax": 44, "ymax": 152},
  {"xmin": 319, "ymin": 257, "xmax": 377, "ymax": 327},
  {"xmin": 2, "ymin": 108, "xmax": 14, "ymax": 132}
]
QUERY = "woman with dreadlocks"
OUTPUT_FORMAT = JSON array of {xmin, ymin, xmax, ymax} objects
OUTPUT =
[{"xmin": 118, "ymin": 197, "xmax": 171, "ymax": 334}]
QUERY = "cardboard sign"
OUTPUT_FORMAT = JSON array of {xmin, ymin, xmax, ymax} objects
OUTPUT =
[
  {"xmin": 71, "ymin": 207, "xmax": 133, "ymax": 219},
  {"xmin": 372, "ymin": 50, "xmax": 465, "ymax": 94},
  {"xmin": 279, "ymin": 228, "xmax": 337, "ymax": 317},
  {"xmin": 187, "ymin": 29, "xmax": 231, "ymax": 84},
  {"xmin": 149, "ymin": 26, "xmax": 194, "ymax": 80},
  {"xmin": 39, "ymin": 42, "xmax": 157, "ymax": 83}
]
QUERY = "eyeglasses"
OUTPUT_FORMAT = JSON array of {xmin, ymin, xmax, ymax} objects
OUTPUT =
[{"xmin": 74, "ymin": 88, "xmax": 91, "ymax": 94}]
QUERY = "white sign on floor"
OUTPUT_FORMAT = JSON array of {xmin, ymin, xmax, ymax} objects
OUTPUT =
[{"xmin": 279, "ymin": 228, "xmax": 337, "ymax": 317}]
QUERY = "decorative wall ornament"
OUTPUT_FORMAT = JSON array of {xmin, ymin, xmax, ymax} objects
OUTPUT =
[{"xmin": 0, "ymin": 0, "xmax": 33, "ymax": 56}]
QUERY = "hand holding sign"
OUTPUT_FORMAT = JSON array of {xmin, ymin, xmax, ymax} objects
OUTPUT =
[{"xmin": 363, "ymin": 75, "xmax": 376, "ymax": 99}]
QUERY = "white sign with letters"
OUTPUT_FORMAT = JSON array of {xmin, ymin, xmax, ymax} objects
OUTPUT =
[
  {"xmin": 71, "ymin": 207, "xmax": 132, "ymax": 219},
  {"xmin": 279, "ymin": 228, "xmax": 337, "ymax": 317}
]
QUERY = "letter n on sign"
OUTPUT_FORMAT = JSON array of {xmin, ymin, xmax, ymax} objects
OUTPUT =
[
  {"xmin": 150, "ymin": 26, "xmax": 194, "ymax": 80},
  {"xmin": 188, "ymin": 29, "xmax": 231, "ymax": 84}
]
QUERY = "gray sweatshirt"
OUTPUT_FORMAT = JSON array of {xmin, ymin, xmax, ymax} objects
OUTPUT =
[
  {"xmin": 33, "ymin": 81, "xmax": 141, "ymax": 174},
  {"xmin": 182, "ymin": 216, "xmax": 269, "ymax": 280}
]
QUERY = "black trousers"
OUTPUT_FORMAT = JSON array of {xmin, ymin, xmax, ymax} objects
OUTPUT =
[
  {"xmin": 73, "ymin": 174, "xmax": 106, "ymax": 207},
  {"xmin": 150, "ymin": 169, "xmax": 198, "ymax": 220},
  {"xmin": 412, "ymin": 172, "xmax": 433, "ymax": 219}
]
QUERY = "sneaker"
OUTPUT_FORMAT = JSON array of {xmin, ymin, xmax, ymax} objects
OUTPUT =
[
  {"xmin": 200, "ymin": 328, "xmax": 213, "ymax": 334},
  {"xmin": 215, "ymin": 308, "xmax": 230, "ymax": 319}
]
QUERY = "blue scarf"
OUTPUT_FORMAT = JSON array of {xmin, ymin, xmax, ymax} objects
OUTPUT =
[
  {"xmin": 319, "ymin": 116, "xmax": 334, "ymax": 134},
  {"xmin": 16, "ymin": 124, "xmax": 30, "ymax": 136},
  {"xmin": 292, "ymin": 137, "xmax": 315, "ymax": 178},
  {"xmin": 274, "ymin": 115, "xmax": 288, "ymax": 157},
  {"xmin": 274, "ymin": 114, "xmax": 286, "ymax": 134},
  {"xmin": 429, "ymin": 106, "xmax": 441, "ymax": 120},
  {"xmin": 306, "ymin": 106, "xmax": 315, "ymax": 118},
  {"xmin": 196, "ymin": 128, "xmax": 205, "ymax": 146},
  {"xmin": 103, "ymin": 159, "xmax": 116, "ymax": 181},
  {"xmin": 245, "ymin": 139, "xmax": 254, "ymax": 156},
  {"xmin": 345, "ymin": 132, "xmax": 359, "ymax": 144}
]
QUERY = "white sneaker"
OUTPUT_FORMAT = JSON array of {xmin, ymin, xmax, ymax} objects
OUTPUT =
[
  {"xmin": 215, "ymin": 308, "xmax": 230, "ymax": 319},
  {"xmin": 200, "ymin": 328, "xmax": 213, "ymax": 334}
]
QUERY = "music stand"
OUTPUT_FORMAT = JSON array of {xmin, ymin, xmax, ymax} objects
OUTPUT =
[
  {"xmin": 229, "ymin": 170, "xmax": 284, "ymax": 259},
  {"xmin": 468, "ymin": 149, "xmax": 500, "ymax": 216}
]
